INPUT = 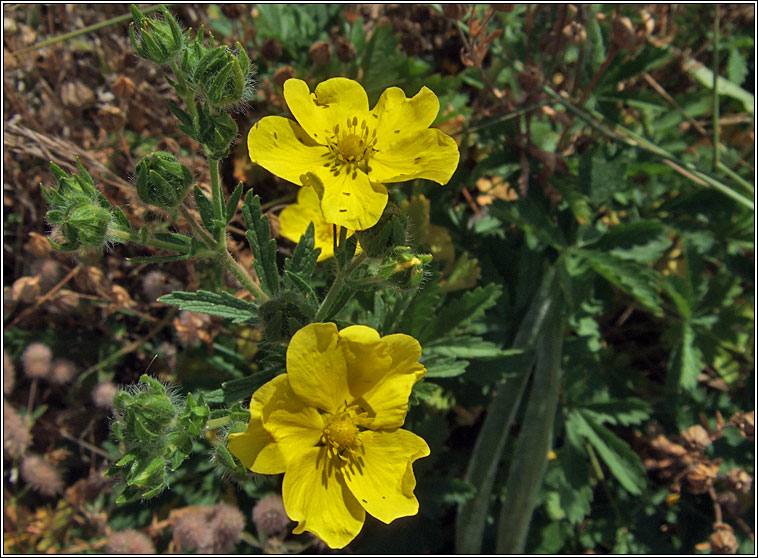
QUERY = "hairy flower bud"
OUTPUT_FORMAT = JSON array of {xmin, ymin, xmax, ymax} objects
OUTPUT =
[
  {"xmin": 129, "ymin": 5, "xmax": 183, "ymax": 64},
  {"xmin": 135, "ymin": 152, "xmax": 194, "ymax": 209},
  {"xmin": 195, "ymin": 43, "xmax": 252, "ymax": 107},
  {"xmin": 66, "ymin": 203, "xmax": 111, "ymax": 246}
]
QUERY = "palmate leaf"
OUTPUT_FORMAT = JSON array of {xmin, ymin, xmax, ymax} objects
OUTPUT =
[
  {"xmin": 566, "ymin": 409, "xmax": 647, "ymax": 496},
  {"xmin": 579, "ymin": 249, "xmax": 663, "ymax": 316},
  {"xmin": 158, "ymin": 290, "xmax": 258, "ymax": 323},
  {"xmin": 421, "ymin": 354, "xmax": 469, "ymax": 379},
  {"xmin": 425, "ymin": 336, "xmax": 504, "ymax": 359},
  {"xmin": 581, "ymin": 397, "xmax": 652, "ymax": 426},
  {"xmin": 284, "ymin": 222, "xmax": 319, "ymax": 281},
  {"xmin": 588, "ymin": 220, "xmax": 672, "ymax": 263}
]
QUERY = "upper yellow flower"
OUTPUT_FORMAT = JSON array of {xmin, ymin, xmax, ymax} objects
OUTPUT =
[
  {"xmin": 279, "ymin": 185, "xmax": 356, "ymax": 262},
  {"xmin": 247, "ymin": 78, "xmax": 460, "ymax": 231},
  {"xmin": 227, "ymin": 322, "xmax": 430, "ymax": 549}
]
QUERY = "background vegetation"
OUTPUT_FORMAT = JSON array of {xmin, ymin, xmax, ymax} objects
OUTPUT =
[{"xmin": 3, "ymin": 4, "xmax": 754, "ymax": 554}]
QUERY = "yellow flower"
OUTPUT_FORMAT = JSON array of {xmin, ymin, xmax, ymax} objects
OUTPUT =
[
  {"xmin": 228, "ymin": 322, "xmax": 430, "ymax": 549},
  {"xmin": 247, "ymin": 78, "xmax": 460, "ymax": 231},
  {"xmin": 279, "ymin": 186, "xmax": 355, "ymax": 262}
]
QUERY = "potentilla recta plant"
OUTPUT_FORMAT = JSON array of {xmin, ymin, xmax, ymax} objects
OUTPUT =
[{"xmin": 37, "ymin": 4, "xmax": 480, "ymax": 552}]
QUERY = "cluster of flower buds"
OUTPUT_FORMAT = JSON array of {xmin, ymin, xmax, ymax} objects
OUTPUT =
[
  {"xmin": 41, "ymin": 160, "xmax": 132, "ymax": 251},
  {"xmin": 130, "ymin": 5, "xmax": 254, "ymax": 159},
  {"xmin": 135, "ymin": 151, "xmax": 194, "ymax": 209},
  {"xmin": 378, "ymin": 246, "xmax": 433, "ymax": 289},
  {"xmin": 107, "ymin": 375, "xmax": 209, "ymax": 502}
]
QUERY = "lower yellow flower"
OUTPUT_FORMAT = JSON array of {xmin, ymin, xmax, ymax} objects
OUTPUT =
[
  {"xmin": 228, "ymin": 322, "xmax": 430, "ymax": 549},
  {"xmin": 279, "ymin": 186, "xmax": 356, "ymax": 262}
]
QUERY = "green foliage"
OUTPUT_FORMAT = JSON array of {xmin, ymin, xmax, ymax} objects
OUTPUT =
[{"xmin": 158, "ymin": 290, "xmax": 258, "ymax": 323}]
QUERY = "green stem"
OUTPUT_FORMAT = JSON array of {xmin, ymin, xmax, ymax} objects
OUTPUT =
[
  {"xmin": 179, "ymin": 205, "xmax": 269, "ymax": 302},
  {"xmin": 713, "ymin": 4, "xmax": 720, "ymax": 171},
  {"xmin": 717, "ymin": 161, "xmax": 754, "ymax": 194},
  {"xmin": 314, "ymin": 253, "xmax": 367, "ymax": 322},
  {"xmin": 208, "ymin": 158, "xmax": 225, "ymax": 228},
  {"xmin": 13, "ymin": 4, "xmax": 166, "ymax": 55},
  {"xmin": 205, "ymin": 416, "xmax": 231, "ymax": 430},
  {"xmin": 110, "ymin": 228, "xmax": 191, "ymax": 253}
]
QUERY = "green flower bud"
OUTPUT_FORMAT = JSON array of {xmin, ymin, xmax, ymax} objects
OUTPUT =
[
  {"xmin": 194, "ymin": 43, "xmax": 251, "ymax": 107},
  {"xmin": 66, "ymin": 203, "xmax": 111, "ymax": 246},
  {"xmin": 129, "ymin": 5, "xmax": 183, "ymax": 64},
  {"xmin": 354, "ymin": 206, "xmax": 407, "ymax": 259},
  {"xmin": 378, "ymin": 247, "xmax": 432, "ymax": 289},
  {"xmin": 135, "ymin": 151, "xmax": 194, "ymax": 208}
]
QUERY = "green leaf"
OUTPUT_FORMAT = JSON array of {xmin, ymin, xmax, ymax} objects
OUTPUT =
[
  {"xmin": 581, "ymin": 398, "xmax": 652, "ymax": 426},
  {"xmin": 242, "ymin": 192, "xmax": 280, "ymax": 297},
  {"xmin": 682, "ymin": 56, "xmax": 754, "ymax": 114},
  {"xmin": 425, "ymin": 336, "xmax": 503, "ymax": 359},
  {"xmin": 205, "ymin": 368, "xmax": 281, "ymax": 404},
  {"xmin": 225, "ymin": 182, "xmax": 243, "ymax": 224},
  {"xmin": 568, "ymin": 409, "xmax": 647, "ymax": 495},
  {"xmin": 667, "ymin": 321, "xmax": 702, "ymax": 391},
  {"xmin": 194, "ymin": 185, "xmax": 215, "ymax": 230},
  {"xmin": 580, "ymin": 249, "xmax": 663, "ymax": 316},
  {"xmin": 420, "ymin": 283, "xmax": 502, "ymax": 343},
  {"xmin": 490, "ymin": 198, "xmax": 565, "ymax": 250},
  {"xmin": 284, "ymin": 222, "xmax": 319, "ymax": 281},
  {"xmin": 589, "ymin": 220, "xmax": 672, "ymax": 262},
  {"xmin": 422, "ymin": 354, "xmax": 469, "ymax": 378},
  {"xmin": 158, "ymin": 290, "xmax": 258, "ymax": 323},
  {"xmin": 727, "ymin": 47, "xmax": 748, "ymax": 86}
]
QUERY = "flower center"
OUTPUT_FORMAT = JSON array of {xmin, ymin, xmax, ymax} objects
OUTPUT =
[
  {"xmin": 324, "ymin": 414, "xmax": 358, "ymax": 448},
  {"xmin": 324, "ymin": 116, "xmax": 378, "ymax": 170},
  {"xmin": 320, "ymin": 404, "xmax": 373, "ymax": 462}
]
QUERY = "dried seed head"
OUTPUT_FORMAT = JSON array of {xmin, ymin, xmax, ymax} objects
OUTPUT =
[
  {"xmin": 12, "ymin": 276, "xmax": 41, "ymax": 304},
  {"xmin": 92, "ymin": 382, "xmax": 118, "ymax": 409},
  {"xmin": 49, "ymin": 359, "xmax": 78, "ymax": 385},
  {"xmin": 75, "ymin": 265, "xmax": 104, "ymax": 292},
  {"xmin": 709, "ymin": 523, "xmax": 738, "ymax": 554},
  {"xmin": 4, "ymin": 286, "xmax": 16, "ymax": 316},
  {"xmin": 30, "ymin": 258, "xmax": 62, "ymax": 290},
  {"xmin": 272, "ymin": 65, "xmax": 296, "ymax": 88},
  {"xmin": 725, "ymin": 468, "xmax": 753, "ymax": 495},
  {"xmin": 717, "ymin": 491, "xmax": 740, "ymax": 517},
  {"xmin": 252, "ymin": 493, "xmax": 290, "ymax": 537},
  {"xmin": 112, "ymin": 76, "xmax": 136, "ymax": 99},
  {"xmin": 4, "ymin": 351, "xmax": 15, "ymax": 395},
  {"xmin": 729, "ymin": 410, "xmax": 754, "ymax": 442},
  {"xmin": 174, "ymin": 508, "xmax": 215, "ymax": 554},
  {"xmin": 308, "ymin": 40, "xmax": 331, "ymax": 65},
  {"xmin": 175, "ymin": 311, "xmax": 212, "ymax": 348},
  {"xmin": 261, "ymin": 37, "xmax": 282, "ymax": 61},
  {"xmin": 142, "ymin": 270, "xmax": 174, "ymax": 301},
  {"xmin": 335, "ymin": 37, "xmax": 356, "ymax": 63},
  {"xmin": 611, "ymin": 16, "xmax": 637, "ymax": 49},
  {"xmin": 3, "ymin": 403, "xmax": 31, "ymax": 458},
  {"xmin": 106, "ymin": 530, "xmax": 156, "ymax": 554},
  {"xmin": 25, "ymin": 232, "xmax": 52, "ymax": 258},
  {"xmin": 562, "ymin": 21, "xmax": 587, "ymax": 45},
  {"xmin": 686, "ymin": 461, "xmax": 720, "ymax": 494},
  {"xmin": 681, "ymin": 425, "xmax": 711, "ymax": 452},
  {"xmin": 49, "ymin": 289, "xmax": 80, "ymax": 314},
  {"xmin": 517, "ymin": 65, "xmax": 543, "ymax": 94},
  {"xmin": 442, "ymin": 4, "xmax": 467, "ymax": 19},
  {"xmin": 20, "ymin": 454, "xmax": 64, "ymax": 496},
  {"xmin": 211, "ymin": 503, "xmax": 246, "ymax": 553},
  {"xmin": 22, "ymin": 343, "xmax": 53, "ymax": 379}
]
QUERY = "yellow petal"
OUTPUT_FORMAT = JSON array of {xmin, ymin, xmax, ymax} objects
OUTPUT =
[
  {"xmin": 259, "ymin": 374, "xmax": 324, "ymax": 466},
  {"xmin": 342, "ymin": 429, "xmax": 430, "ymax": 524},
  {"xmin": 368, "ymin": 128, "xmax": 459, "ymax": 185},
  {"xmin": 247, "ymin": 116, "xmax": 330, "ymax": 184},
  {"xmin": 357, "ymin": 333, "xmax": 426, "ymax": 430},
  {"xmin": 227, "ymin": 417, "xmax": 285, "ymax": 475},
  {"xmin": 286, "ymin": 322, "xmax": 350, "ymax": 413},
  {"xmin": 284, "ymin": 446, "xmax": 366, "ymax": 549},
  {"xmin": 279, "ymin": 187, "xmax": 356, "ymax": 262},
  {"xmin": 305, "ymin": 167, "xmax": 388, "ymax": 231},
  {"xmin": 370, "ymin": 86, "xmax": 439, "ymax": 147},
  {"xmin": 284, "ymin": 78, "xmax": 369, "ymax": 141},
  {"xmin": 339, "ymin": 325, "xmax": 392, "ymax": 398}
]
